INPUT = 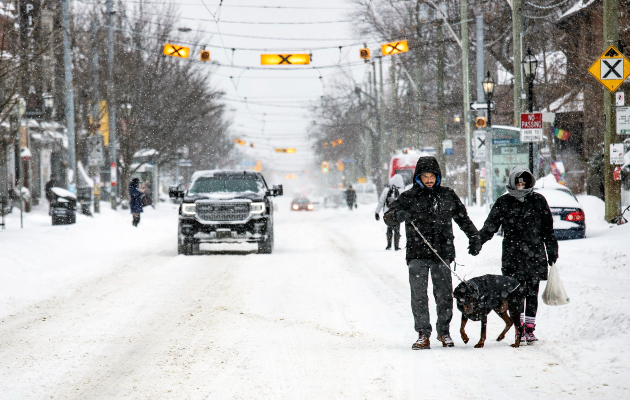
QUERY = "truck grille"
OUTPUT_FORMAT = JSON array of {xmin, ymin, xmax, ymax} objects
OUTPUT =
[{"xmin": 196, "ymin": 202, "xmax": 250, "ymax": 221}]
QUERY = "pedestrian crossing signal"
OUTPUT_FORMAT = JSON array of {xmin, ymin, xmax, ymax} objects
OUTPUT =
[
  {"xmin": 475, "ymin": 117, "xmax": 487, "ymax": 128},
  {"xmin": 322, "ymin": 161, "xmax": 329, "ymax": 173},
  {"xmin": 200, "ymin": 50, "xmax": 210, "ymax": 61}
]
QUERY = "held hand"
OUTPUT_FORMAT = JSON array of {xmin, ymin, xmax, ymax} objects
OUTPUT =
[
  {"xmin": 468, "ymin": 240, "xmax": 482, "ymax": 256},
  {"xmin": 375, "ymin": 213, "xmax": 380, "ymax": 221},
  {"xmin": 395, "ymin": 210, "xmax": 412, "ymax": 223}
]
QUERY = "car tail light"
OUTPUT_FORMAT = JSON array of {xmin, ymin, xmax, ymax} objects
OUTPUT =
[{"xmin": 565, "ymin": 211, "xmax": 585, "ymax": 222}]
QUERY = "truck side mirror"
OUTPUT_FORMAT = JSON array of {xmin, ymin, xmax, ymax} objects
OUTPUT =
[{"xmin": 273, "ymin": 184, "xmax": 283, "ymax": 196}]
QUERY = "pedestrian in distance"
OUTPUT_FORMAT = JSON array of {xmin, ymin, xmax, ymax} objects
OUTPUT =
[
  {"xmin": 129, "ymin": 178, "xmax": 144, "ymax": 227},
  {"xmin": 375, "ymin": 174, "xmax": 406, "ymax": 250},
  {"xmin": 384, "ymin": 156, "xmax": 482, "ymax": 350},
  {"xmin": 345, "ymin": 185, "xmax": 357, "ymax": 211},
  {"xmin": 45, "ymin": 174, "xmax": 58, "ymax": 216},
  {"xmin": 478, "ymin": 166, "xmax": 558, "ymax": 345}
]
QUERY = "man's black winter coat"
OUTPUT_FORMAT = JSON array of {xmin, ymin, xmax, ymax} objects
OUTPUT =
[
  {"xmin": 479, "ymin": 192, "xmax": 558, "ymax": 281},
  {"xmin": 384, "ymin": 157, "xmax": 479, "ymax": 262}
]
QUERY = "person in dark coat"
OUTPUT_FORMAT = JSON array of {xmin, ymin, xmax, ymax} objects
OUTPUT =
[
  {"xmin": 345, "ymin": 185, "xmax": 357, "ymax": 210},
  {"xmin": 479, "ymin": 166, "xmax": 558, "ymax": 344},
  {"xmin": 384, "ymin": 156, "xmax": 481, "ymax": 350},
  {"xmin": 129, "ymin": 178, "xmax": 144, "ymax": 227}
]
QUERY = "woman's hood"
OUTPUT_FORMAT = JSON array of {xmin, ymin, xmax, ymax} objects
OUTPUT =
[
  {"xmin": 389, "ymin": 174, "xmax": 405, "ymax": 190},
  {"xmin": 508, "ymin": 166, "xmax": 536, "ymax": 190}
]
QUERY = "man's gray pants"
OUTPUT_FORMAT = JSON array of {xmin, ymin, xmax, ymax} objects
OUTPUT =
[{"xmin": 408, "ymin": 258, "xmax": 453, "ymax": 337}]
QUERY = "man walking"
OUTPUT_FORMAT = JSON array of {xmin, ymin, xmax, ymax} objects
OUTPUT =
[
  {"xmin": 479, "ymin": 166, "xmax": 558, "ymax": 344},
  {"xmin": 384, "ymin": 156, "xmax": 481, "ymax": 350},
  {"xmin": 375, "ymin": 174, "xmax": 405, "ymax": 250},
  {"xmin": 345, "ymin": 185, "xmax": 356, "ymax": 211}
]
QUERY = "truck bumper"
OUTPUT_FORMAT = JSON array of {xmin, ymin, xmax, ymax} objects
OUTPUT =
[{"xmin": 178, "ymin": 217, "xmax": 270, "ymax": 244}]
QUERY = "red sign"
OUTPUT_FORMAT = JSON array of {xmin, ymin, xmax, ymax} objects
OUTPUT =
[
  {"xmin": 520, "ymin": 113, "xmax": 543, "ymax": 142},
  {"xmin": 614, "ymin": 166, "xmax": 622, "ymax": 181}
]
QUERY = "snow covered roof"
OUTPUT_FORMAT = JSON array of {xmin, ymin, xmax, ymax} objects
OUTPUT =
[
  {"xmin": 133, "ymin": 149, "xmax": 159, "ymax": 157},
  {"xmin": 546, "ymin": 91, "xmax": 584, "ymax": 113}
]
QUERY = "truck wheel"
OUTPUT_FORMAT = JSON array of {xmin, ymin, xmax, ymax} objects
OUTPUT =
[
  {"xmin": 69, "ymin": 214, "xmax": 76, "ymax": 224},
  {"xmin": 258, "ymin": 224, "xmax": 274, "ymax": 254},
  {"xmin": 52, "ymin": 216, "xmax": 59, "ymax": 226}
]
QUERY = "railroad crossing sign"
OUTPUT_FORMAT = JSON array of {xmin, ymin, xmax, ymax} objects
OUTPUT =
[
  {"xmin": 261, "ymin": 54, "xmax": 310, "ymax": 65},
  {"xmin": 381, "ymin": 40, "xmax": 409, "ymax": 56},
  {"xmin": 588, "ymin": 46, "xmax": 630, "ymax": 93},
  {"xmin": 163, "ymin": 43, "xmax": 190, "ymax": 59},
  {"xmin": 473, "ymin": 130, "xmax": 486, "ymax": 163}
]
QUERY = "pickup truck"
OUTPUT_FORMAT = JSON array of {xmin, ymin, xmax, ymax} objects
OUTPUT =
[{"xmin": 169, "ymin": 170, "xmax": 283, "ymax": 255}]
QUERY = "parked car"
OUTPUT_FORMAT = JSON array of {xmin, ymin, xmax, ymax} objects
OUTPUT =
[
  {"xmin": 534, "ymin": 174, "xmax": 585, "ymax": 240},
  {"xmin": 291, "ymin": 197, "xmax": 314, "ymax": 211},
  {"xmin": 169, "ymin": 170, "xmax": 283, "ymax": 255},
  {"xmin": 354, "ymin": 182, "xmax": 378, "ymax": 204}
]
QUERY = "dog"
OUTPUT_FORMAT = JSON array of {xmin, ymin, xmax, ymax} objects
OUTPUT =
[{"xmin": 453, "ymin": 274, "xmax": 525, "ymax": 348}]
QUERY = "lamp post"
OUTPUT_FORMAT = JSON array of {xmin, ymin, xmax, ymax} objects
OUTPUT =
[
  {"xmin": 521, "ymin": 48, "xmax": 538, "ymax": 173},
  {"xmin": 482, "ymin": 71, "xmax": 495, "ymax": 127},
  {"xmin": 43, "ymin": 93, "xmax": 54, "ymax": 119}
]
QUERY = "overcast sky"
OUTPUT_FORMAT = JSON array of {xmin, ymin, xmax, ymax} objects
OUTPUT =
[{"xmin": 169, "ymin": 0, "xmax": 373, "ymax": 172}]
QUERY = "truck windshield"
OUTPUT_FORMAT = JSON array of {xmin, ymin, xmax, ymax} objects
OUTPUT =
[
  {"xmin": 394, "ymin": 169, "xmax": 414, "ymax": 186},
  {"xmin": 190, "ymin": 177, "xmax": 260, "ymax": 194}
]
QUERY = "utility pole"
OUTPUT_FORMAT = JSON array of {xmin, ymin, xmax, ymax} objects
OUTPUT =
[
  {"xmin": 436, "ymin": 20, "xmax": 446, "ymax": 170},
  {"xmin": 90, "ymin": 21, "xmax": 100, "ymax": 213},
  {"xmin": 512, "ymin": 0, "xmax": 524, "ymax": 127},
  {"xmin": 61, "ymin": 0, "xmax": 76, "ymax": 193},
  {"xmin": 476, "ymin": 16, "xmax": 485, "ymax": 105},
  {"xmin": 390, "ymin": 58, "xmax": 398, "ymax": 150},
  {"xmin": 372, "ymin": 60, "xmax": 383, "ymax": 189},
  {"xmin": 603, "ymin": 0, "xmax": 620, "ymax": 221},
  {"xmin": 379, "ymin": 54, "xmax": 387, "ymax": 180},
  {"xmin": 461, "ymin": 0, "xmax": 472, "ymax": 206},
  {"xmin": 106, "ymin": 0, "xmax": 118, "ymax": 209},
  {"xmin": 415, "ymin": 1, "xmax": 423, "ymax": 148}
]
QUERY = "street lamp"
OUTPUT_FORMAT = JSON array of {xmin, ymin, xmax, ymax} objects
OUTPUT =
[
  {"xmin": 454, "ymin": 114, "xmax": 461, "ymax": 124},
  {"xmin": 521, "ymin": 48, "xmax": 538, "ymax": 172},
  {"xmin": 482, "ymin": 71, "xmax": 495, "ymax": 127},
  {"xmin": 43, "ymin": 93, "xmax": 54, "ymax": 119}
]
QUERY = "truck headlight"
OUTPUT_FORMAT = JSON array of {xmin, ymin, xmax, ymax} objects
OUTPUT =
[
  {"xmin": 182, "ymin": 203, "xmax": 197, "ymax": 216},
  {"xmin": 250, "ymin": 202, "xmax": 265, "ymax": 214}
]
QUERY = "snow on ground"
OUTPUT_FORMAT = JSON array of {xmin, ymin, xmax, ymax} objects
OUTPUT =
[{"xmin": 0, "ymin": 195, "xmax": 628, "ymax": 398}]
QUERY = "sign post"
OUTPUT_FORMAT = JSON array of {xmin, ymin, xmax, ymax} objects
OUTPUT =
[{"xmin": 473, "ymin": 130, "xmax": 486, "ymax": 163}]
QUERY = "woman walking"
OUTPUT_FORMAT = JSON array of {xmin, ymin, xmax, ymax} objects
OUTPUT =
[
  {"xmin": 129, "ymin": 178, "xmax": 144, "ymax": 227},
  {"xmin": 479, "ymin": 166, "xmax": 558, "ymax": 344}
]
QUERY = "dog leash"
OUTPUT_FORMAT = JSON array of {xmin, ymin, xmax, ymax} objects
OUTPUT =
[{"xmin": 409, "ymin": 220, "xmax": 472, "ymax": 286}]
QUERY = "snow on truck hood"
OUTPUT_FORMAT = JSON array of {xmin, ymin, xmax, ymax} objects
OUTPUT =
[{"xmin": 188, "ymin": 191, "xmax": 263, "ymax": 201}]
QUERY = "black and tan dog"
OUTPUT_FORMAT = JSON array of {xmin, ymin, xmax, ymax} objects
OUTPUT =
[{"xmin": 453, "ymin": 274, "xmax": 525, "ymax": 348}]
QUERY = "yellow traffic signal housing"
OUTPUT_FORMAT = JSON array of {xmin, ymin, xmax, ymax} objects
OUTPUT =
[
  {"xmin": 322, "ymin": 161, "xmax": 329, "ymax": 173},
  {"xmin": 360, "ymin": 48, "xmax": 370, "ymax": 60},
  {"xmin": 261, "ymin": 54, "xmax": 310, "ymax": 65},
  {"xmin": 234, "ymin": 138, "xmax": 245, "ymax": 146},
  {"xmin": 200, "ymin": 50, "xmax": 210, "ymax": 61},
  {"xmin": 475, "ymin": 116, "xmax": 487, "ymax": 128},
  {"xmin": 331, "ymin": 139, "xmax": 343, "ymax": 147},
  {"xmin": 163, "ymin": 43, "xmax": 190, "ymax": 58},
  {"xmin": 381, "ymin": 40, "xmax": 409, "ymax": 56},
  {"xmin": 337, "ymin": 160, "xmax": 344, "ymax": 171}
]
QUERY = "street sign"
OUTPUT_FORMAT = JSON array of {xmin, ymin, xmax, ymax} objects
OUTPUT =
[
  {"xmin": 470, "ymin": 102, "xmax": 495, "ymax": 111},
  {"xmin": 261, "ymin": 54, "xmax": 310, "ymax": 65},
  {"xmin": 275, "ymin": 148, "xmax": 296, "ymax": 153},
  {"xmin": 610, "ymin": 143, "xmax": 624, "ymax": 165},
  {"xmin": 163, "ymin": 43, "xmax": 190, "ymax": 59},
  {"xmin": 473, "ymin": 130, "xmax": 486, "ymax": 162},
  {"xmin": 616, "ymin": 92, "xmax": 625, "ymax": 106},
  {"xmin": 617, "ymin": 106, "xmax": 630, "ymax": 134},
  {"xmin": 442, "ymin": 139, "xmax": 454, "ymax": 156},
  {"xmin": 381, "ymin": 40, "xmax": 408, "ymax": 56},
  {"xmin": 520, "ymin": 113, "xmax": 543, "ymax": 142},
  {"xmin": 87, "ymin": 135, "xmax": 104, "ymax": 166},
  {"xmin": 587, "ymin": 46, "xmax": 630, "ymax": 93}
]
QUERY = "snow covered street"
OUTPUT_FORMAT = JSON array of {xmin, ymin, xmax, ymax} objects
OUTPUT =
[{"xmin": 1, "ymin": 197, "xmax": 629, "ymax": 399}]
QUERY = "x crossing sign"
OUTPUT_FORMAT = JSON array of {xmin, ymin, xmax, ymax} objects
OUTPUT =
[
  {"xmin": 381, "ymin": 40, "xmax": 409, "ymax": 56},
  {"xmin": 261, "ymin": 54, "xmax": 310, "ymax": 65},
  {"xmin": 588, "ymin": 46, "xmax": 630, "ymax": 92},
  {"xmin": 163, "ymin": 43, "xmax": 190, "ymax": 59}
]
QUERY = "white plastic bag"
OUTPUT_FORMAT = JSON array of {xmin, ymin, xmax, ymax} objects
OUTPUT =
[{"xmin": 542, "ymin": 264, "xmax": 570, "ymax": 306}]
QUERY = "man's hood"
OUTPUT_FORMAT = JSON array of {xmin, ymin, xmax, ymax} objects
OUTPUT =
[
  {"xmin": 389, "ymin": 174, "xmax": 405, "ymax": 190},
  {"xmin": 413, "ymin": 156, "xmax": 442, "ymax": 188}
]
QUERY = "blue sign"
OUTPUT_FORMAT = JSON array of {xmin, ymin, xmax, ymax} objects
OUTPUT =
[
  {"xmin": 445, "ymin": 149, "xmax": 454, "ymax": 156},
  {"xmin": 240, "ymin": 161, "xmax": 256, "ymax": 166}
]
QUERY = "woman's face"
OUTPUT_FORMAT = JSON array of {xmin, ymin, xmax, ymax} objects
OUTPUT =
[{"xmin": 516, "ymin": 182, "xmax": 526, "ymax": 190}]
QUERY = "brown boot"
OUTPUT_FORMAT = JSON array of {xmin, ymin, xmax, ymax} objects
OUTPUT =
[
  {"xmin": 437, "ymin": 334, "xmax": 455, "ymax": 347},
  {"xmin": 412, "ymin": 331, "xmax": 430, "ymax": 350}
]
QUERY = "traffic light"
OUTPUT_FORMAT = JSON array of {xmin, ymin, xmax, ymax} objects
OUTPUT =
[
  {"xmin": 360, "ymin": 48, "xmax": 370, "ymax": 61},
  {"xmin": 163, "ymin": 43, "xmax": 190, "ymax": 59},
  {"xmin": 200, "ymin": 50, "xmax": 210, "ymax": 61},
  {"xmin": 275, "ymin": 148, "xmax": 296, "ymax": 153},
  {"xmin": 337, "ymin": 160, "xmax": 344, "ymax": 171},
  {"xmin": 475, "ymin": 116, "xmax": 487, "ymax": 128},
  {"xmin": 261, "ymin": 54, "xmax": 310, "ymax": 65},
  {"xmin": 331, "ymin": 139, "xmax": 343, "ymax": 147},
  {"xmin": 322, "ymin": 161, "xmax": 329, "ymax": 173},
  {"xmin": 381, "ymin": 40, "xmax": 409, "ymax": 56}
]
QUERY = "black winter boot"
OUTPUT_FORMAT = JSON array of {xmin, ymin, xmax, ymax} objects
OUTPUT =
[
  {"xmin": 386, "ymin": 231, "xmax": 392, "ymax": 250},
  {"xmin": 394, "ymin": 234, "xmax": 401, "ymax": 251}
]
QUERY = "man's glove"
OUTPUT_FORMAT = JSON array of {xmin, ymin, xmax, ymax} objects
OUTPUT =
[
  {"xmin": 395, "ymin": 210, "xmax": 412, "ymax": 223},
  {"xmin": 468, "ymin": 240, "xmax": 482, "ymax": 256},
  {"xmin": 547, "ymin": 247, "xmax": 558, "ymax": 266},
  {"xmin": 375, "ymin": 213, "xmax": 380, "ymax": 221}
]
